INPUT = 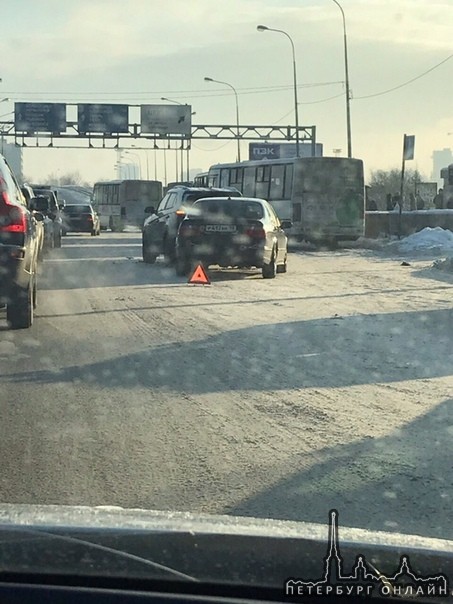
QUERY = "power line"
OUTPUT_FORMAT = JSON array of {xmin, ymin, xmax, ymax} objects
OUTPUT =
[
  {"xmin": 354, "ymin": 52, "xmax": 453, "ymax": 99},
  {"xmin": 1, "ymin": 81, "xmax": 343, "ymax": 98}
]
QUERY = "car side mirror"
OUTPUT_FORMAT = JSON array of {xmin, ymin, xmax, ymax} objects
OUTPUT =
[
  {"xmin": 144, "ymin": 206, "xmax": 156, "ymax": 214},
  {"xmin": 33, "ymin": 211, "xmax": 45, "ymax": 222},
  {"xmin": 59, "ymin": 203, "xmax": 65, "ymax": 210},
  {"xmin": 280, "ymin": 220, "xmax": 292, "ymax": 230}
]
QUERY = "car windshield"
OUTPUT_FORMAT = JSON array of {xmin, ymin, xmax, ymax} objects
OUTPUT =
[{"xmin": 1, "ymin": 0, "xmax": 452, "ymax": 590}]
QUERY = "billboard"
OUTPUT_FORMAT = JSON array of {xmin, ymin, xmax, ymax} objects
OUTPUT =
[
  {"xmin": 140, "ymin": 104, "xmax": 192, "ymax": 136},
  {"xmin": 14, "ymin": 102, "xmax": 66, "ymax": 133},
  {"xmin": 249, "ymin": 142, "xmax": 323, "ymax": 160},
  {"xmin": 78, "ymin": 104, "xmax": 129, "ymax": 134}
]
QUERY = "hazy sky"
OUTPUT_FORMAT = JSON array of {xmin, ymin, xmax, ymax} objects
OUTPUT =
[{"xmin": 1, "ymin": 0, "xmax": 452, "ymax": 184}]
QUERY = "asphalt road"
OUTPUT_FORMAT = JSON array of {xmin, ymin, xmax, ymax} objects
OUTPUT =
[{"xmin": 1, "ymin": 232, "xmax": 452, "ymax": 540}]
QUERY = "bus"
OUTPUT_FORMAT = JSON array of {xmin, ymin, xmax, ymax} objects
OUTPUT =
[
  {"xmin": 192, "ymin": 172, "xmax": 209, "ymax": 187},
  {"xmin": 202, "ymin": 157, "xmax": 365, "ymax": 244},
  {"xmin": 92, "ymin": 179, "xmax": 163, "ymax": 231}
]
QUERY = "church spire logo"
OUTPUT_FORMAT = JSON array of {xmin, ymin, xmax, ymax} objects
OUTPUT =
[{"xmin": 285, "ymin": 510, "xmax": 449, "ymax": 598}]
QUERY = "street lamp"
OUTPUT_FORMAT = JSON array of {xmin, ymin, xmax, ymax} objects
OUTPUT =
[
  {"xmin": 123, "ymin": 151, "xmax": 142, "ymax": 178},
  {"xmin": 257, "ymin": 25, "xmax": 300, "ymax": 158},
  {"xmin": 204, "ymin": 77, "xmax": 241, "ymax": 162},
  {"xmin": 161, "ymin": 97, "xmax": 196, "ymax": 181},
  {"xmin": 331, "ymin": 0, "xmax": 352, "ymax": 158}
]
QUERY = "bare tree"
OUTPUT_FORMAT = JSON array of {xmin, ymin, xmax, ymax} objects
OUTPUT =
[{"xmin": 368, "ymin": 168, "xmax": 426, "ymax": 209}]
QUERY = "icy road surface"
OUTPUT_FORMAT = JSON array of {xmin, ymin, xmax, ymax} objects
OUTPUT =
[{"xmin": 0, "ymin": 232, "xmax": 452, "ymax": 539}]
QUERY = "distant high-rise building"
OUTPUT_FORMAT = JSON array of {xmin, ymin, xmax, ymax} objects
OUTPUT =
[
  {"xmin": 432, "ymin": 148, "xmax": 453, "ymax": 186},
  {"xmin": 1, "ymin": 141, "xmax": 23, "ymax": 183}
]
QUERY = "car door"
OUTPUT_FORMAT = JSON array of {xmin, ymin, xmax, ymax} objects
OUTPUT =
[
  {"xmin": 144, "ymin": 192, "xmax": 177, "ymax": 254},
  {"xmin": 267, "ymin": 203, "xmax": 286, "ymax": 263}
]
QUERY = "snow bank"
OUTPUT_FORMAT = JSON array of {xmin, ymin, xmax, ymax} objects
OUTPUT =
[
  {"xmin": 386, "ymin": 227, "xmax": 453, "ymax": 254},
  {"xmin": 432, "ymin": 256, "xmax": 453, "ymax": 273}
]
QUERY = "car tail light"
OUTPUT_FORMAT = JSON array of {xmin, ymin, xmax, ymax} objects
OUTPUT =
[
  {"xmin": 0, "ymin": 177, "xmax": 27, "ymax": 233},
  {"xmin": 245, "ymin": 224, "xmax": 266, "ymax": 240},
  {"xmin": 176, "ymin": 209, "xmax": 186, "ymax": 217},
  {"xmin": 179, "ymin": 223, "xmax": 200, "ymax": 238}
]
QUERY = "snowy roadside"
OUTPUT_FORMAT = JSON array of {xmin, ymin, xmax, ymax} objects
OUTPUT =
[{"xmin": 349, "ymin": 228, "xmax": 453, "ymax": 273}]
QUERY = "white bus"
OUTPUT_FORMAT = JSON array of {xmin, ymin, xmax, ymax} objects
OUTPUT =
[
  {"xmin": 202, "ymin": 157, "xmax": 365, "ymax": 244},
  {"xmin": 92, "ymin": 179, "xmax": 163, "ymax": 231}
]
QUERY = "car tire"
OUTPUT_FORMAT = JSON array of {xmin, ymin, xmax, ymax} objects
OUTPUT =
[
  {"xmin": 163, "ymin": 236, "xmax": 176, "ymax": 265},
  {"xmin": 276, "ymin": 253, "xmax": 287, "ymax": 274},
  {"xmin": 7, "ymin": 275, "xmax": 34, "ymax": 329},
  {"xmin": 262, "ymin": 249, "xmax": 277, "ymax": 279},
  {"xmin": 142, "ymin": 238, "xmax": 157, "ymax": 264}
]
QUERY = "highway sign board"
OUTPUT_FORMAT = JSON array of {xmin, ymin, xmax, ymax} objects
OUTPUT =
[
  {"xmin": 78, "ymin": 104, "xmax": 129, "ymax": 134},
  {"xmin": 14, "ymin": 103, "xmax": 67, "ymax": 133},
  {"xmin": 140, "ymin": 104, "xmax": 192, "ymax": 136}
]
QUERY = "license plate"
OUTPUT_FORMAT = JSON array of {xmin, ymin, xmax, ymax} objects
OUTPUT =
[{"xmin": 205, "ymin": 224, "xmax": 237, "ymax": 233}]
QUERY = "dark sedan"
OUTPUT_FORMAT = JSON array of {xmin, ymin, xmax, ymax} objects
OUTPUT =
[
  {"xmin": 62, "ymin": 204, "xmax": 100, "ymax": 236},
  {"xmin": 175, "ymin": 197, "xmax": 291, "ymax": 278}
]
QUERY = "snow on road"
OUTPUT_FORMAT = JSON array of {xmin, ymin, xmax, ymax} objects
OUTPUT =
[{"xmin": 0, "ymin": 233, "xmax": 452, "ymax": 541}]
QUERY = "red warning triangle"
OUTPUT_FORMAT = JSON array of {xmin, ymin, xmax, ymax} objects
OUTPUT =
[{"xmin": 188, "ymin": 263, "xmax": 211, "ymax": 285}]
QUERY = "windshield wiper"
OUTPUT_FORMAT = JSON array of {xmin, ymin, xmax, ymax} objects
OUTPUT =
[{"xmin": 0, "ymin": 526, "xmax": 199, "ymax": 583}]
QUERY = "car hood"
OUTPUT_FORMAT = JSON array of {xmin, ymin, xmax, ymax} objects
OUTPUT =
[{"xmin": 0, "ymin": 504, "xmax": 451, "ymax": 598}]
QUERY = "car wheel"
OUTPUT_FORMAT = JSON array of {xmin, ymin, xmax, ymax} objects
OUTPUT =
[
  {"xmin": 276, "ymin": 253, "xmax": 287, "ymax": 274},
  {"xmin": 163, "ymin": 236, "xmax": 176, "ymax": 265},
  {"xmin": 142, "ymin": 238, "xmax": 157, "ymax": 264},
  {"xmin": 7, "ymin": 275, "xmax": 34, "ymax": 329},
  {"xmin": 262, "ymin": 249, "xmax": 277, "ymax": 279}
]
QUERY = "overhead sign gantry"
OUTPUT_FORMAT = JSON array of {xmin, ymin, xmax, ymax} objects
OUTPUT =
[{"xmin": 2, "ymin": 102, "xmax": 316, "ymax": 152}]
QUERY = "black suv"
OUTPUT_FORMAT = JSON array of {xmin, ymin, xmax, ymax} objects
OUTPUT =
[
  {"xmin": 142, "ymin": 186, "xmax": 241, "ymax": 264},
  {"xmin": 0, "ymin": 155, "xmax": 41, "ymax": 328},
  {"xmin": 29, "ymin": 185, "xmax": 63, "ymax": 248}
]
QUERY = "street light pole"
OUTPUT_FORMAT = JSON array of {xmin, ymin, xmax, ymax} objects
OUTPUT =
[
  {"xmin": 204, "ymin": 77, "xmax": 241, "ymax": 162},
  {"xmin": 257, "ymin": 26, "xmax": 300, "ymax": 158},
  {"xmin": 161, "ymin": 97, "xmax": 195, "ymax": 181},
  {"xmin": 123, "ymin": 151, "xmax": 142, "ymax": 178},
  {"xmin": 331, "ymin": 0, "xmax": 352, "ymax": 158}
]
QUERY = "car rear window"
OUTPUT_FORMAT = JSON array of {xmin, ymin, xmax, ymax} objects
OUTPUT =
[
  {"xmin": 192, "ymin": 199, "xmax": 264, "ymax": 219},
  {"xmin": 64, "ymin": 205, "xmax": 92, "ymax": 213},
  {"xmin": 183, "ymin": 190, "xmax": 241, "ymax": 205}
]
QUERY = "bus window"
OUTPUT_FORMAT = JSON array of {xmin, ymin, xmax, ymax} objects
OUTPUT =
[
  {"xmin": 243, "ymin": 167, "xmax": 256, "ymax": 197},
  {"xmin": 256, "ymin": 165, "xmax": 270, "ymax": 198},
  {"xmin": 230, "ymin": 168, "xmax": 243, "ymax": 190},
  {"xmin": 270, "ymin": 164, "xmax": 284, "ymax": 200},
  {"xmin": 220, "ymin": 169, "xmax": 230, "ymax": 188},
  {"xmin": 284, "ymin": 164, "xmax": 293, "ymax": 199}
]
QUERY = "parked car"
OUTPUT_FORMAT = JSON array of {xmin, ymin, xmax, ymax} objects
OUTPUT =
[
  {"xmin": 22, "ymin": 186, "xmax": 54, "ymax": 257},
  {"xmin": 142, "ymin": 186, "xmax": 241, "ymax": 264},
  {"xmin": 175, "ymin": 196, "xmax": 291, "ymax": 279},
  {"xmin": 29, "ymin": 185, "xmax": 63, "ymax": 248},
  {"xmin": 0, "ymin": 155, "xmax": 41, "ymax": 328},
  {"xmin": 62, "ymin": 204, "xmax": 101, "ymax": 236}
]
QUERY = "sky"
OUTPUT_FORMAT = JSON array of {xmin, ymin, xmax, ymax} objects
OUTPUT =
[{"xmin": 1, "ymin": 0, "xmax": 452, "ymax": 186}]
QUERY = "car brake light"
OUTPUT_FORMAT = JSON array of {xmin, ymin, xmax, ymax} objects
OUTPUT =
[
  {"xmin": 176, "ymin": 209, "xmax": 186, "ymax": 217},
  {"xmin": 245, "ymin": 225, "xmax": 266, "ymax": 239},
  {"xmin": 179, "ymin": 223, "xmax": 200, "ymax": 237},
  {"xmin": 0, "ymin": 177, "xmax": 27, "ymax": 233}
]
